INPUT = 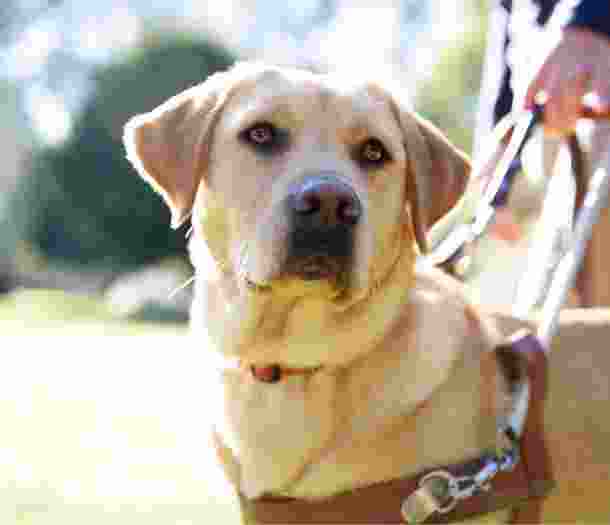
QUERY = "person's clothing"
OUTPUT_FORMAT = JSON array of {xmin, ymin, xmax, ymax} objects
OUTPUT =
[
  {"xmin": 501, "ymin": 0, "xmax": 610, "ymax": 37},
  {"xmin": 569, "ymin": 0, "xmax": 610, "ymax": 40}
]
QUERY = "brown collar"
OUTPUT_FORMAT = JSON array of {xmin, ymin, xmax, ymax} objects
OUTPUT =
[
  {"xmin": 249, "ymin": 364, "xmax": 322, "ymax": 383},
  {"xmin": 243, "ymin": 331, "xmax": 555, "ymax": 523}
]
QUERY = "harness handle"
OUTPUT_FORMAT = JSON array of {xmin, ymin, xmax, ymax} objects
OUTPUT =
[
  {"xmin": 536, "ymin": 146, "xmax": 610, "ymax": 346},
  {"xmin": 422, "ymin": 108, "xmax": 541, "ymax": 270},
  {"xmin": 425, "ymin": 103, "xmax": 610, "ymax": 270},
  {"xmin": 425, "ymin": 103, "xmax": 610, "ymax": 338}
]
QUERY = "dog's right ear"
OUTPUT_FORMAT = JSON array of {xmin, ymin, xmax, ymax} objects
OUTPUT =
[
  {"xmin": 123, "ymin": 70, "xmax": 233, "ymax": 228},
  {"xmin": 395, "ymin": 108, "xmax": 471, "ymax": 253}
]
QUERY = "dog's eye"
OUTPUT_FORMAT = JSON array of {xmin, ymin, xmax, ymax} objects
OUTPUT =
[
  {"xmin": 357, "ymin": 138, "xmax": 391, "ymax": 167},
  {"xmin": 247, "ymin": 123, "xmax": 274, "ymax": 145},
  {"xmin": 242, "ymin": 122, "xmax": 276, "ymax": 147},
  {"xmin": 240, "ymin": 122, "xmax": 288, "ymax": 154}
]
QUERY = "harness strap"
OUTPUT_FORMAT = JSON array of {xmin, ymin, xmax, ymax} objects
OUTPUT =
[
  {"xmin": 245, "ymin": 461, "xmax": 551, "ymax": 524},
  {"xmin": 495, "ymin": 331, "xmax": 554, "ymax": 524},
  {"xmin": 244, "ymin": 331, "xmax": 554, "ymax": 524}
]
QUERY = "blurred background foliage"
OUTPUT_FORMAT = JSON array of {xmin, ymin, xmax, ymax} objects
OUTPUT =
[
  {"xmin": 0, "ymin": 0, "xmax": 489, "ymax": 315},
  {"xmin": 415, "ymin": 0, "xmax": 488, "ymax": 152},
  {"xmin": 9, "ymin": 35, "xmax": 234, "ymax": 269}
]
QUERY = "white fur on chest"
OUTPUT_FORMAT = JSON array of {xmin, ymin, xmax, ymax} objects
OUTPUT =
[
  {"xmin": 216, "ymin": 367, "xmax": 336, "ymax": 498},
  {"xmin": 203, "ymin": 269, "xmax": 492, "ymax": 501}
]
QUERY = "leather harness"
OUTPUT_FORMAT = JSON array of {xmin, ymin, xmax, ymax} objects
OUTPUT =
[{"xmin": 243, "ymin": 331, "xmax": 555, "ymax": 524}]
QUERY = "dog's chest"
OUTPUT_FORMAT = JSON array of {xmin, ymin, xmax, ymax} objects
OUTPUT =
[{"xmin": 217, "ymin": 368, "xmax": 337, "ymax": 498}]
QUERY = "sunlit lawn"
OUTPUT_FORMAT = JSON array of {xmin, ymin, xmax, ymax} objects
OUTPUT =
[
  {"xmin": 3, "ymin": 288, "xmax": 605, "ymax": 524},
  {"xmin": 0, "ymin": 289, "xmax": 187, "ymax": 335},
  {"xmin": 0, "ymin": 289, "xmax": 241, "ymax": 525}
]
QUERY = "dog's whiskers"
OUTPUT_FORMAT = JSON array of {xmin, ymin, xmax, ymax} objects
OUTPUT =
[
  {"xmin": 168, "ymin": 275, "xmax": 196, "ymax": 299},
  {"xmin": 370, "ymin": 270, "xmax": 383, "ymax": 297},
  {"xmin": 236, "ymin": 242, "xmax": 253, "ymax": 282},
  {"xmin": 366, "ymin": 242, "xmax": 406, "ymax": 299}
]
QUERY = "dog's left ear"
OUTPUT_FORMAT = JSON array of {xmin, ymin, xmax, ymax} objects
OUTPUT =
[
  {"xmin": 123, "ymin": 69, "xmax": 235, "ymax": 228},
  {"xmin": 394, "ymin": 109, "xmax": 471, "ymax": 253}
]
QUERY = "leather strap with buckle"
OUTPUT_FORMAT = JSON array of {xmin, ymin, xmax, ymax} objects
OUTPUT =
[{"xmin": 244, "ymin": 331, "xmax": 554, "ymax": 524}]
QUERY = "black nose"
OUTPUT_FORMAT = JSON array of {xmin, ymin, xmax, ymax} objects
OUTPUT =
[{"xmin": 290, "ymin": 175, "xmax": 362, "ymax": 228}]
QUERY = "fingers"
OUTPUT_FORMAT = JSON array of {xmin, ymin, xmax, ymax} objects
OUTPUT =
[
  {"xmin": 543, "ymin": 68, "xmax": 591, "ymax": 136},
  {"xmin": 523, "ymin": 28, "xmax": 610, "ymax": 135},
  {"xmin": 525, "ymin": 65, "xmax": 589, "ymax": 136},
  {"xmin": 589, "ymin": 77, "xmax": 610, "ymax": 114},
  {"xmin": 524, "ymin": 61, "xmax": 550, "ymax": 111}
]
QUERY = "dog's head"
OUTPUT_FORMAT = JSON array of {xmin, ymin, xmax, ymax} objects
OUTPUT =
[{"xmin": 124, "ymin": 63, "xmax": 469, "ymax": 365}]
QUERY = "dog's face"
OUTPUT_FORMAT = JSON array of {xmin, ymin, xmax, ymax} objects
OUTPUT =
[
  {"xmin": 197, "ymin": 69, "xmax": 418, "ymax": 302},
  {"xmin": 124, "ymin": 63, "xmax": 469, "ymax": 366}
]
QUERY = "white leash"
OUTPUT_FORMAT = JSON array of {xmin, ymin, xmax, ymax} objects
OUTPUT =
[{"xmin": 536, "ymin": 149, "xmax": 610, "ymax": 348}]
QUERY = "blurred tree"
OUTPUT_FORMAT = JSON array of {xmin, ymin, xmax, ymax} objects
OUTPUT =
[
  {"xmin": 9, "ymin": 34, "xmax": 235, "ymax": 269},
  {"xmin": 0, "ymin": 0, "xmax": 63, "ymax": 45},
  {"xmin": 414, "ymin": 0, "xmax": 488, "ymax": 154}
]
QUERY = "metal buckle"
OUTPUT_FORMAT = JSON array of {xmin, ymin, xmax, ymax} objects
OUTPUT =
[
  {"xmin": 401, "ymin": 446, "xmax": 519, "ymax": 525},
  {"xmin": 401, "ymin": 469, "xmax": 475, "ymax": 523}
]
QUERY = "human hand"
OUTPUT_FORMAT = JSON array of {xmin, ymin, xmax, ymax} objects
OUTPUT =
[{"xmin": 524, "ymin": 27, "xmax": 610, "ymax": 136}]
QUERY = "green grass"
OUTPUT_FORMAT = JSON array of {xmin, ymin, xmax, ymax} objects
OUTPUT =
[
  {"xmin": 0, "ymin": 289, "xmax": 187, "ymax": 335},
  {"xmin": 0, "ymin": 289, "xmax": 242, "ymax": 525},
  {"xmin": 3, "ymin": 289, "xmax": 608, "ymax": 523}
]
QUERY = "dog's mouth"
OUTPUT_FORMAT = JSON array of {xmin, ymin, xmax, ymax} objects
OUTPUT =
[
  {"xmin": 245, "ymin": 255, "xmax": 351, "ymax": 295},
  {"xmin": 287, "ymin": 255, "xmax": 347, "ymax": 281},
  {"xmin": 244, "ymin": 276, "xmax": 273, "ymax": 293}
]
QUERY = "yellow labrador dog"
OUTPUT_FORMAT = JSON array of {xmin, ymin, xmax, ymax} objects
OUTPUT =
[{"xmin": 124, "ymin": 63, "xmax": 610, "ymax": 523}]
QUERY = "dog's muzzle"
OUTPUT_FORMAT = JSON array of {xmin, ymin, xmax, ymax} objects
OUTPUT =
[{"xmin": 285, "ymin": 173, "xmax": 361, "ymax": 280}]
